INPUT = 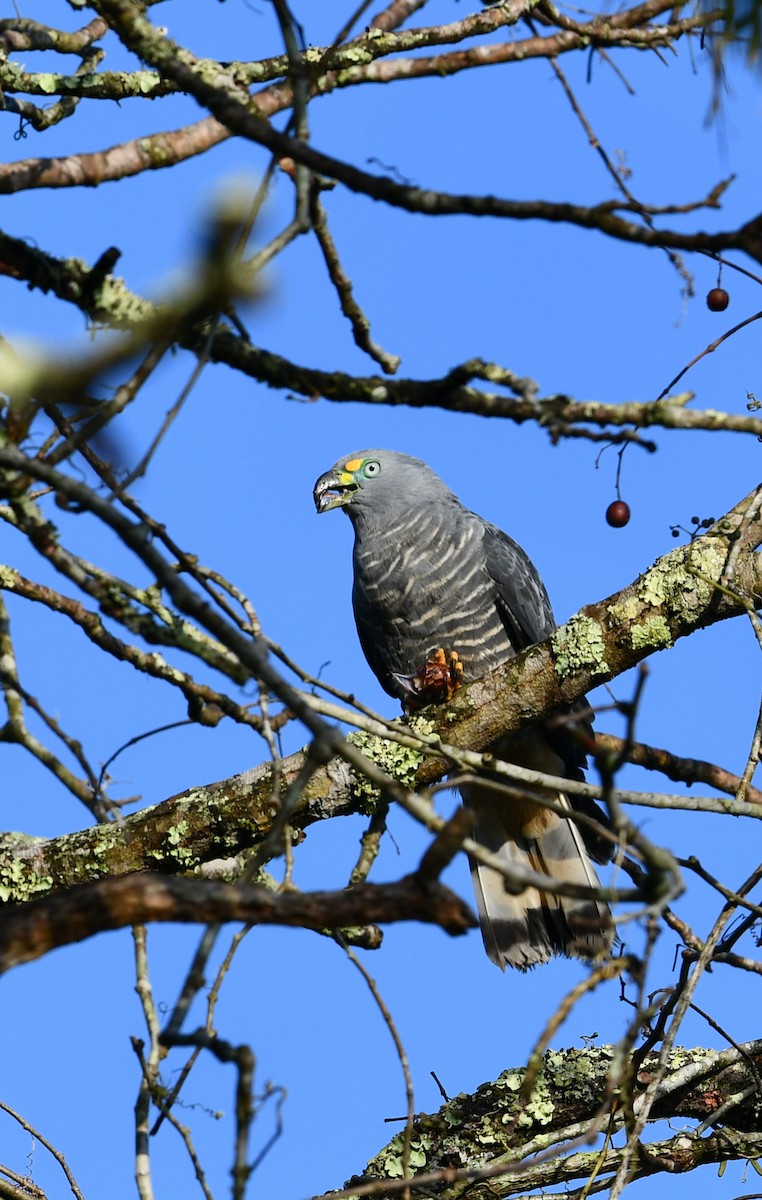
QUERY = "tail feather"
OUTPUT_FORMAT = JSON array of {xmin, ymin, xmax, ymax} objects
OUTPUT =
[{"xmin": 464, "ymin": 789, "xmax": 613, "ymax": 972}]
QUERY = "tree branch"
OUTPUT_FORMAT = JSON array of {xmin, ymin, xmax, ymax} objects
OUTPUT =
[
  {"xmin": 87, "ymin": 0, "xmax": 760, "ymax": 266},
  {"xmin": 325, "ymin": 1042, "xmax": 762, "ymax": 1199},
  {"xmin": 0, "ymin": 871, "xmax": 475, "ymax": 974},
  {"xmin": 592, "ymin": 731, "xmax": 762, "ymax": 805},
  {"xmin": 1, "ymin": 223, "xmax": 760, "ymax": 438}
]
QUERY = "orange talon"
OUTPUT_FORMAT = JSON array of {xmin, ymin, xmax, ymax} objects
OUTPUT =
[{"xmin": 394, "ymin": 648, "xmax": 464, "ymax": 711}]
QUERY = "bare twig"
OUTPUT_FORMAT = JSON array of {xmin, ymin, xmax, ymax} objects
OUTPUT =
[
  {"xmin": 132, "ymin": 926, "xmax": 160, "ymax": 1200},
  {"xmin": 334, "ymin": 933, "xmax": 416, "ymax": 1199},
  {"xmin": 656, "ymin": 310, "xmax": 762, "ymax": 400},
  {"xmin": 0, "ymin": 594, "xmax": 101, "ymax": 814},
  {"xmin": 0, "ymin": 1102, "xmax": 84, "ymax": 1200},
  {"xmin": 311, "ymin": 195, "xmax": 401, "ymax": 372}
]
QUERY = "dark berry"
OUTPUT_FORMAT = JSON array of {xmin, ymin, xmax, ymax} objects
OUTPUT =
[
  {"xmin": 706, "ymin": 288, "xmax": 729, "ymax": 312},
  {"xmin": 606, "ymin": 500, "xmax": 631, "ymax": 528}
]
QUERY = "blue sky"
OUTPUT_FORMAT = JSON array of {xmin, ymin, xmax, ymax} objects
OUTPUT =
[{"xmin": 2, "ymin": 3, "xmax": 762, "ymax": 1198}]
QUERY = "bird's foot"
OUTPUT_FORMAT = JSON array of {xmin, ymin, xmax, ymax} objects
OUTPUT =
[{"xmin": 394, "ymin": 648, "xmax": 464, "ymax": 711}]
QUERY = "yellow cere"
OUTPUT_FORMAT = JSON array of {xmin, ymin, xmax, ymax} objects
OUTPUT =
[{"xmin": 343, "ymin": 458, "xmax": 363, "ymax": 472}]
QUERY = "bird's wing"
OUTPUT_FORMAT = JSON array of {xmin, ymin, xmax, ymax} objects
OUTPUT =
[
  {"xmin": 480, "ymin": 521, "xmax": 556, "ymax": 649},
  {"xmin": 481, "ymin": 520, "xmax": 609, "ymax": 851}
]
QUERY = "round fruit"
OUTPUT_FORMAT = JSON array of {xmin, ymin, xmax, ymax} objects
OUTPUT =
[
  {"xmin": 606, "ymin": 500, "xmax": 631, "ymax": 528},
  {"xmin": 706, "ymin": 287, "xmax": 729, "ymax": 312}
]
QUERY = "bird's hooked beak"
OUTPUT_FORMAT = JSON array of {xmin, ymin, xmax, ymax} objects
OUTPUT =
[{"xmin": 314, "ymin": 468, "xmax": 359, "ymax": 513}]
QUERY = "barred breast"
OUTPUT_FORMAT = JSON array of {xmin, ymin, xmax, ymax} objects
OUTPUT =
[{"xmin": 351, "ymin": 500, "xmax": 515, "ymax": 699}]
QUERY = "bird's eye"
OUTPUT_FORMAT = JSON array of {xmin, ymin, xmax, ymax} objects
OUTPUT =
[{"xmin": 362, "ymin": 460, "xmax": 381, "ymax": 478}]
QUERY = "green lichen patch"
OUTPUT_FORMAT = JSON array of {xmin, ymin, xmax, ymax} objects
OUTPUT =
[
  {"xmin": 347, "ymin": 718, "xmax": 435, "ymax": 811},
  {"xmin": 377, "ymin": 1131, "xmax": 431, "ymax": 1178},
  {"xmin": 630, "ymin": 614, "xmax": 673, "ymax": 651},
  {"xmin": 407, "ymin": 715, "xmax": 437, "ymax": 742},
  {"xmin": 638, "ymin": 538, "xmax": 725, "ymax": 613},
  {"xmin": 93, "ymin": 274, "xmax": 155, "ymax": 323},
  {"xmin": 0, "ymin": 836, "xmax": 52, "ymax": 903},
  {"xmin": 552, "ymin": 614, "xmax": 609, "ymax": 678},
  {"xmin": 606, "ymin": 593, "xmax": 640, "ymax": 625},
  {"xmin": 347, "ymin": 734, "xmax": 421, "ymax": 811},
  {"xmin": 515, "ymin": 1072, "xmax": 555, "ymax": 1128},
  {"xmin": 542, "ymin": 1044, "xmax": 616, "ymax": 1102},
  {"xmin": 147, "ymin": 818, "xmax": 201, "ymax": 870}
]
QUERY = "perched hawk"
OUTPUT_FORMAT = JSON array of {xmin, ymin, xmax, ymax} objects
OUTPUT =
[{"xmin": 314, "ymin": 449, "xmax": 613, "ymax": 969}]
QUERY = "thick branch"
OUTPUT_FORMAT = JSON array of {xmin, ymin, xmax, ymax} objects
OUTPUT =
[
  {"xmin": 0, "ymin": 872, "xmax": 475, "ymax": 974},
  {"xmin": 330, "ymin": 1042, "xmax": 762, "ymax": 1199}
]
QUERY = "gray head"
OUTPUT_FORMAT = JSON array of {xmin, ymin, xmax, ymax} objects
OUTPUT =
[{"xmin": 313, "ymin": 450, "xmax": 456, "ymax": 522}]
